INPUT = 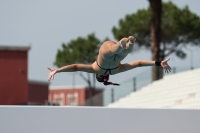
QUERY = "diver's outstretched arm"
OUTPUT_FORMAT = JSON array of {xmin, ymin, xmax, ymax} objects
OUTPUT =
[
  {"xmin": 47, "ymin": 64, "xmax": 96, "ymax": 81},
  {"xmin": 119, "ymin": 58, "xmax": 171, "ymax": 73}
]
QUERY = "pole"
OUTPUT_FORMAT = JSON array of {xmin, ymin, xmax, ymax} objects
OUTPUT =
[
  {"xmin": 173, "ymin": 67, "xmax": 176, "ymax": 74},
  {"xmin": 111, "ymin": 88, "xmax": 114, "ymax": 103},
  {"xmin": 133, "ymin": 77, "xmax": 136, "ymax": 92},
  {"xmin": 191, "ymin": 50, "xmax": 193, "ymax": 70}
]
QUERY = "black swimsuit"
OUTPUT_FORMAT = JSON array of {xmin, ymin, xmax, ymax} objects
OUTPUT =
[{"xmin": 96, "ymin": 54, "xmax": 120, "ymax": 75}]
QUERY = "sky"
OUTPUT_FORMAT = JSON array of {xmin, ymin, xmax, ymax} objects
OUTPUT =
[{"xmin": 0, "ymin": 0, "xmax": 200, "ymax": 88}]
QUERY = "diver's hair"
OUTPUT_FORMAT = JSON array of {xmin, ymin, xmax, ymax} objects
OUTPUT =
[
  {"xmin": 96, "ymin": 74, "xmax": 120, "ymax": 86},
  {"xmin": 96, "ymin": 74, "xmax": 109, "ymax": 83}
]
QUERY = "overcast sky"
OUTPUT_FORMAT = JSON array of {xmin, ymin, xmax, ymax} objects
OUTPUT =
[{"xmin": 0, "ymin": 0, "xmax": 200, "ymax": 88}]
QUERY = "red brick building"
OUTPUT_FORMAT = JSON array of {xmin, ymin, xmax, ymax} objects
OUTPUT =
[
  {"xmin": 28, "ymin": 80, "xmax": 49, "ymax": 105},
  {"xmin": 49, "ymin": 85, "xmax": 104, "ymax": 106},
  {"xmin": 0, "ymin": 45, "xmax": 49, "ymax": 105}
]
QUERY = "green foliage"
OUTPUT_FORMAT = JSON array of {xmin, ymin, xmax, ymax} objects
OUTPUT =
[
  {"xmin": 54, "ymin": 33, "xmax": 101, "ymax": 67},
  {"xmin": 176, "ymin": 50, "xmax": 186, "ymax": 59},
  {"xmin": 112, "ymin": 1, "xmax": 200, "ymax": 59},
  {"xmin": 112, "ymin": 8, "xmax": 151, "ymax": 48}
]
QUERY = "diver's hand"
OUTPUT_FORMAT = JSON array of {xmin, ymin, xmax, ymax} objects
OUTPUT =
[
  {"xmin": 161, "ymin": 58, "xmax": 172, "ymax": 73},
  {"xmin": 47, "ymin": 67, "xmax": 58, "ymax": 81}
]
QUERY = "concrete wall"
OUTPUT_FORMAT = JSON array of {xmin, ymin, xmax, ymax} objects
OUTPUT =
[{"xmin": 0, "ymin": 106, "xmax": 200, "ymax": 133}]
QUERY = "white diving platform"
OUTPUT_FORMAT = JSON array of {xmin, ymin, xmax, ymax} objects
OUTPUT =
[{"xmin": 0, "ymin": 106, "xmax": 200, "ymax": 133}]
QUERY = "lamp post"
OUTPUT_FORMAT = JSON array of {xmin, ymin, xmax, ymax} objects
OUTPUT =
[
  {"xmin": 68, "ymin": 72, "xmax": 76, "ymax": 105},
  {"xmin": 73, "ymin": 72, "xmax": 76, "ymax": 105}
]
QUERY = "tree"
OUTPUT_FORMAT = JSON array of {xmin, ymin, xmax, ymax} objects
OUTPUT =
[
  {"xmin": 149, "ymin": 0, "xmax": 162, "ymax": 81},
  {"xmin": 112, "ymin": 1, "xmax": 200, "ymax": 81},
  {"xmin": 54, "ymin": 33, "xmax": 101, "ymax": 105}
]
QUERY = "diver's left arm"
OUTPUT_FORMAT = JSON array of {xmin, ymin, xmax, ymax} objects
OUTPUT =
[{"xmin": 119, "ymin": 58, "xmax": 171, "ymax": 73}]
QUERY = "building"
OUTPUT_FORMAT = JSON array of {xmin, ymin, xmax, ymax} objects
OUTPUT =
[
  {"xmin": 28, "ymin": 80, "xmax": 49, "ymax": 105},
  {"xmin": 0, "ymin": 45, "xmax": 49, "ymax": 105},
  {"xmin": 49, "ymin": 85, "xmax": 104, "ymax": 106}
]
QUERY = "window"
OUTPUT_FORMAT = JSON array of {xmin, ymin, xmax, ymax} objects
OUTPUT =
[
  {"xmin": 56, "ymin": 99, "xmax": 63, "ymax": 106},
  {"xmin": 69, "ymin": 97, "xmax": 76, "ymax": 106},
  {"xmin": 67, "ymin": 93, "xmax": 78, "ymax": 106}
]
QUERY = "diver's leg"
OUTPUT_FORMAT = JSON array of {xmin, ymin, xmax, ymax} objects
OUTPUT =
[
  {"xmin": 99, "ymin": 38, "xmax": 127, "ymax": 58},
  {"xmin": 122, "ymin": 36, "xmax": 136, "ymax": 53},
  {"xmin": 98, "ymin": 37, "xmax": 131, "ymax": 61},
  {"xmin": 109, "ymin": 38, "xmax": 128, "ymax": 54}
]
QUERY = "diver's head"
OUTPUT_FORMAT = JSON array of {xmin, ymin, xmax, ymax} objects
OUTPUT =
[
  {"xmin": 96, "ymin": 74, "xmax": 120, "ymax": 86},
  {"xmin": 96, "ymin": 74, "xmax": 109, "ymax": 83}
]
